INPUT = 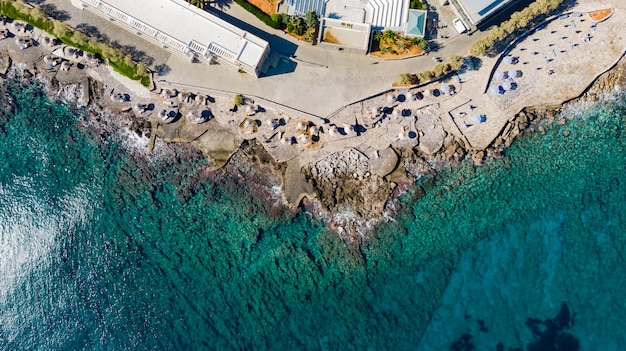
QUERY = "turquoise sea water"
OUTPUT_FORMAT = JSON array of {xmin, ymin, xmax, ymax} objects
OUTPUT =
[{"xmin": 0, "ymin": 74, "xmax": 625, "ymax": 350}]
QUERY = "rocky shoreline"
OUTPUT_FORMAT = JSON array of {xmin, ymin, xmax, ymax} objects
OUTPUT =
[
  {"xmin": 1, "ymin": 53, "xmax": 623, "ymax": 241},
  {"xmin": 0, "ymin": 14, "xmax": 624, "ymax": 241}
]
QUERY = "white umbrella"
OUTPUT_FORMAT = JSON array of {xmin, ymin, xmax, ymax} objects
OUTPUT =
[
  {"xmin": 440, "ymin": 84, "xmax": 450, "ymax": 94},
  {"xmin": 343, "ymin": 123, "xmax": 353, "ymax": 135},
  {"xmin": 508, "ymin": 70, "xmax": 519, "ymax": 78},
  {"xmin": 473, "ymin": 114, "xmax": 486, "ymax": 123},
  {"xmin": 503, "ymin": 56, "xmax": 513, "ymax": 64},
  {"xmin": 490, "ymin": 86, "xmax": 500, "ymax": 95},
  {"xmin": 495, "ymin": 71, "xmax": 507, "ymax": 81},
  {"xmin": 309, "ymin": 126, "xmax": 319, "ymax": 136},
  {"xmin": 195, "ymin": 94, "xmax": 205, "ymax": 104},
  {"xmin": 299, "ymin": 134, "xmax": 311, "ymax": 144},
  {"xmin": 387, "ymin": 94, "xmax": 396, "ymax": 103},
  {"xmin": 296, "ymin": 121, "xmax": 308, "ymax": 131}
]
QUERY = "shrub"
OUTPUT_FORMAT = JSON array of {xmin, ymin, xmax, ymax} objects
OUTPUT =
[
  {"xmin": 234, "ymin": 94, "xmax": 244, "ymax": 106},
  {"xmin": 433, "ymin": 63, "xmax": 451, "ymax": 77},
  {"xmin": 0, "ymin": 1, "xmax": 151, "ymax": 86},
  {"xmin": 469, "ymin": 0, "xmax": 566, "ymax": 56},
  {"xmin": 52, "ymin": 20, "xmax": 72, "ymax": 38},
  {"xmin": 305, "ymin": 10, "xmax": 318, "ymax": 30},
  {"xmin": 447, "ymin": 55, "xmax": 464, "ymax": 71},
  {"xmin": 416, "ymin": 38, "xmax": 429, "ymax": 52},
  {"xmin": 418, "ymin": 70, "xmax": 434, "ymax": 82},
  {"xmin": 397, "ymin": 73, "xmax": 412, "ymax": 85},
  {"xmin": 232, "ymin": 0, "xmax": 279, "ymax": 29}
]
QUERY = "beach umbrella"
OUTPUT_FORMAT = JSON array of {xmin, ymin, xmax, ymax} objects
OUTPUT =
[
  {"xmin": 11, "ymin": 22, "xmax": 22, "ymax": 31},
  {"xmin": 473, "ymin": 114, "xmax": 486, "ymax": 123},
  {"xmin": 440, "ymin": 84, "xmax": 451, "ymax": 94},
  {"xmin": 415, "ymin": 92, "xmax": 424, "ymax": 100},
  {"xmin": 309, "ymin": 126, "xmax": 319, "ymax": 136},
  {"xmin": 296, "ymin": 121, "xmax": 308, "ymax": 131},
  {"xmin": 495, "ymin": 71, "xmax": 507, "ymax": 81},
  {"xmin": 44, "ymin": 55, "xmax": 54, "ymax": 64},
  {"xmin": 508, "ymin": 70, "xmax": 519, "ymax": 78},
  {"xmin": 502, "ymin": 81, "xmax": 512, "ymax": 91},
  {"xmin": 503, "ymin": 56, "xmax": 513, "ymax": 64},
  {"xmin": 397, "ymin": 131, "xmax": 406, "ymax": 140},
  {"xmin": 328, "ymin": 126, "xmax": 338, "ymax": 136},
  {"xmin": 281, "ymin": 135, "xmax": 292, "ymax": 145},
  {"xmin": 392, "ymin": 109, "xmax": 400, "ymax": 118},
  {"xmin": 246, "ymin": 105, "xmax": 257, "ymax": 115},
  {"xmin": 490, "ymin": 86, "xmax": 500, "ymax": 95},
  {"xmin": 406, "ymin": 92, "xmax": 414, "ymax": 101},
  {"xmin": 201, "ymin": 109, "xmax": 212, "ymax": 121},
  {"xmin": 343, "ymin": 123, "xmax": 353, "ymax": 135},
  {"xmin": 432, "ymin": 89, "xmax": 440, "ymax": 97},
  {"xmin": 61, "ymin": 61, "xmax": 71, "ymax": 71},
  {"xmin": 299, "ymin": 134, "xmax": 311, "ymax": 144},
  {"xmin": 178, "ymin": 92, "xmax": 189, "ymax": 102},
  {"xmin": 194, "ymin": 94, "xmax": 204, "ymax": 104},
  {"xmin": 133, "ymin": 103, "xmax": 145, "ymax": 114},
  {"xmin": 266, "ymin": 118, "xmax": 279, "ymax": 129},
  {"xmin": 386, "ymin": 94, "xmax": 396, "ymax": 104}
]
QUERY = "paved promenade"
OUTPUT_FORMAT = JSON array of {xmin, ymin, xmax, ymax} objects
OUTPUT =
[{"xmin": 42, "ymin": 0, "xmax": 484, "ymax": 116}]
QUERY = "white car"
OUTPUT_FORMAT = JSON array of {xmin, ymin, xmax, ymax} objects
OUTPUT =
[{"xmin": 452, "ymin": 18, "xmax": 467, "ymax": 34}]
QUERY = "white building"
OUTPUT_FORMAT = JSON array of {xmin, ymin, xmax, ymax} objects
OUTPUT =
[{"xmin": 71, "ymin": 0, "xmax": 270, "ymax": 77}]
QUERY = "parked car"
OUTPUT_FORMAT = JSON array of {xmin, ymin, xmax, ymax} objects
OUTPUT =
[{"xmin": 452, "ymin": 18, "xmax": 467, "ymax": 34}]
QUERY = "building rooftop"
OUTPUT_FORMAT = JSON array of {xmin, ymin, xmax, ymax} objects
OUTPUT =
[
  {"xmin": 76, "ymin": 0, "xmax": 268, "ymax": 73},
  {"xmin": 405, "ymin": 9, "xmax": 427, "ymax": 37},
  {"xmin": 454, "ymin": 0, "xmax": 515, "ymax": 25}
]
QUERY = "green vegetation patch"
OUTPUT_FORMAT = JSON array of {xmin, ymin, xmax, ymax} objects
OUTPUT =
[
  {"xmin": 0, "ymin": 1, "xmax": 151, "ymax": 86},
  {"xmin": 470, "ymin": 0, "xmax": 566, "ymax": 56},
  {"xmin": 233, "ymin": 0, "xmax": 280, "ymax": 29}
]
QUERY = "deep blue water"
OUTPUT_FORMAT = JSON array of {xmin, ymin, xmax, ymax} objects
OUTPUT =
[{"xmin": 0, "ymin": 75, "xmax": 625, "ymax": 350}]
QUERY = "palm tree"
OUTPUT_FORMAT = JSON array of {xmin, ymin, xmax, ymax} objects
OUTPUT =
[{"xmin": 186, "ymin": 0, "xmax": 205, "ymax": 8}]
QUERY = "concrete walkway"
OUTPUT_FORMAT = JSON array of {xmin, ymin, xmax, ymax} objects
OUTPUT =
[{"xmin": 42, "ymin": 0, "xmax": 485, "ymax": 117}]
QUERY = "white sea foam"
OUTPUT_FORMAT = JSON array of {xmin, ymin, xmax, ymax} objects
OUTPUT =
[{"xmin": 0, "ymin": 177, "xmax": 96, "ymax": 303}]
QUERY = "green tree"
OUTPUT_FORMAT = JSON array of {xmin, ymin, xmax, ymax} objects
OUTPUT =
[
  {"xmin": 382, "ymin": 29, "xmax": 396, "ymax": 46},
  {"xmin": 397, "ymin": 73, "xmax": 412, "ymax": 85},
  {"xmin": 304, "ymin": 10, "xmax": 318, "ymax": 30},
  {"xmin": 186, "ymin": 0, "xmax": 204, "ymax": 8},
  {"xmin": 418, "ymin": 70, "xmax": 434, "ymax": 82},
  {"xmin": 417, "ymin": 38, "xmax": 429, "ymax": 52},
  {"xmin": 52, "ymin": 20, "xmax": 72, "ymax": 38},
  {"xmin": 136, "ymin": 62, "xmax": 149, "ymax": 77},
  {"xmin": 288, "ymin": 16, "xmax": 304, "ymax": 35},
  {"xmin": 234, "ymin": 94, "xmax": 244, "ymax": 106},
  {"xmin": 447, "ymin": 55, "xmax": 464, "ymax": 71}
]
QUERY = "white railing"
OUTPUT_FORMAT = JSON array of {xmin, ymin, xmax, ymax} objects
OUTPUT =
[
  {"xmin": 188, "ymin": 40, "xmax": 207, "ymax": 56},
  {"xmin": 155, "ymin": 32, "xmax": 186, "ymax": 51},
  {"xmin": 207, "ymin": 42, "xmax": 236, "ymax": 63},
  {"xmin": 82, "ymin": 0, "xmax": 100, "ymax": 7},
  {"xmin": 129, "ymin": 18, "xmax": 157, "ymax": 37},
  {"xmin": 100, "ymin": 2, "xmax": 128, "ymax": 22}
]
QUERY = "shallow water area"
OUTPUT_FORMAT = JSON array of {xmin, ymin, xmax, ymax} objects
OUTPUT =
[{"xmin": 0, "ymin": 72, "xmax": 625, "ymax": 350}]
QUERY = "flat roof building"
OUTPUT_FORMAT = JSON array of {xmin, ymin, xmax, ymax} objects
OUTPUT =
[
  {"xmin": 449, "ymin": 0, "xmax": 518, "ymax": 28},
  {"xmin": 71, "ymin": 0, "xmax": 270, "ymax": 77}
]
